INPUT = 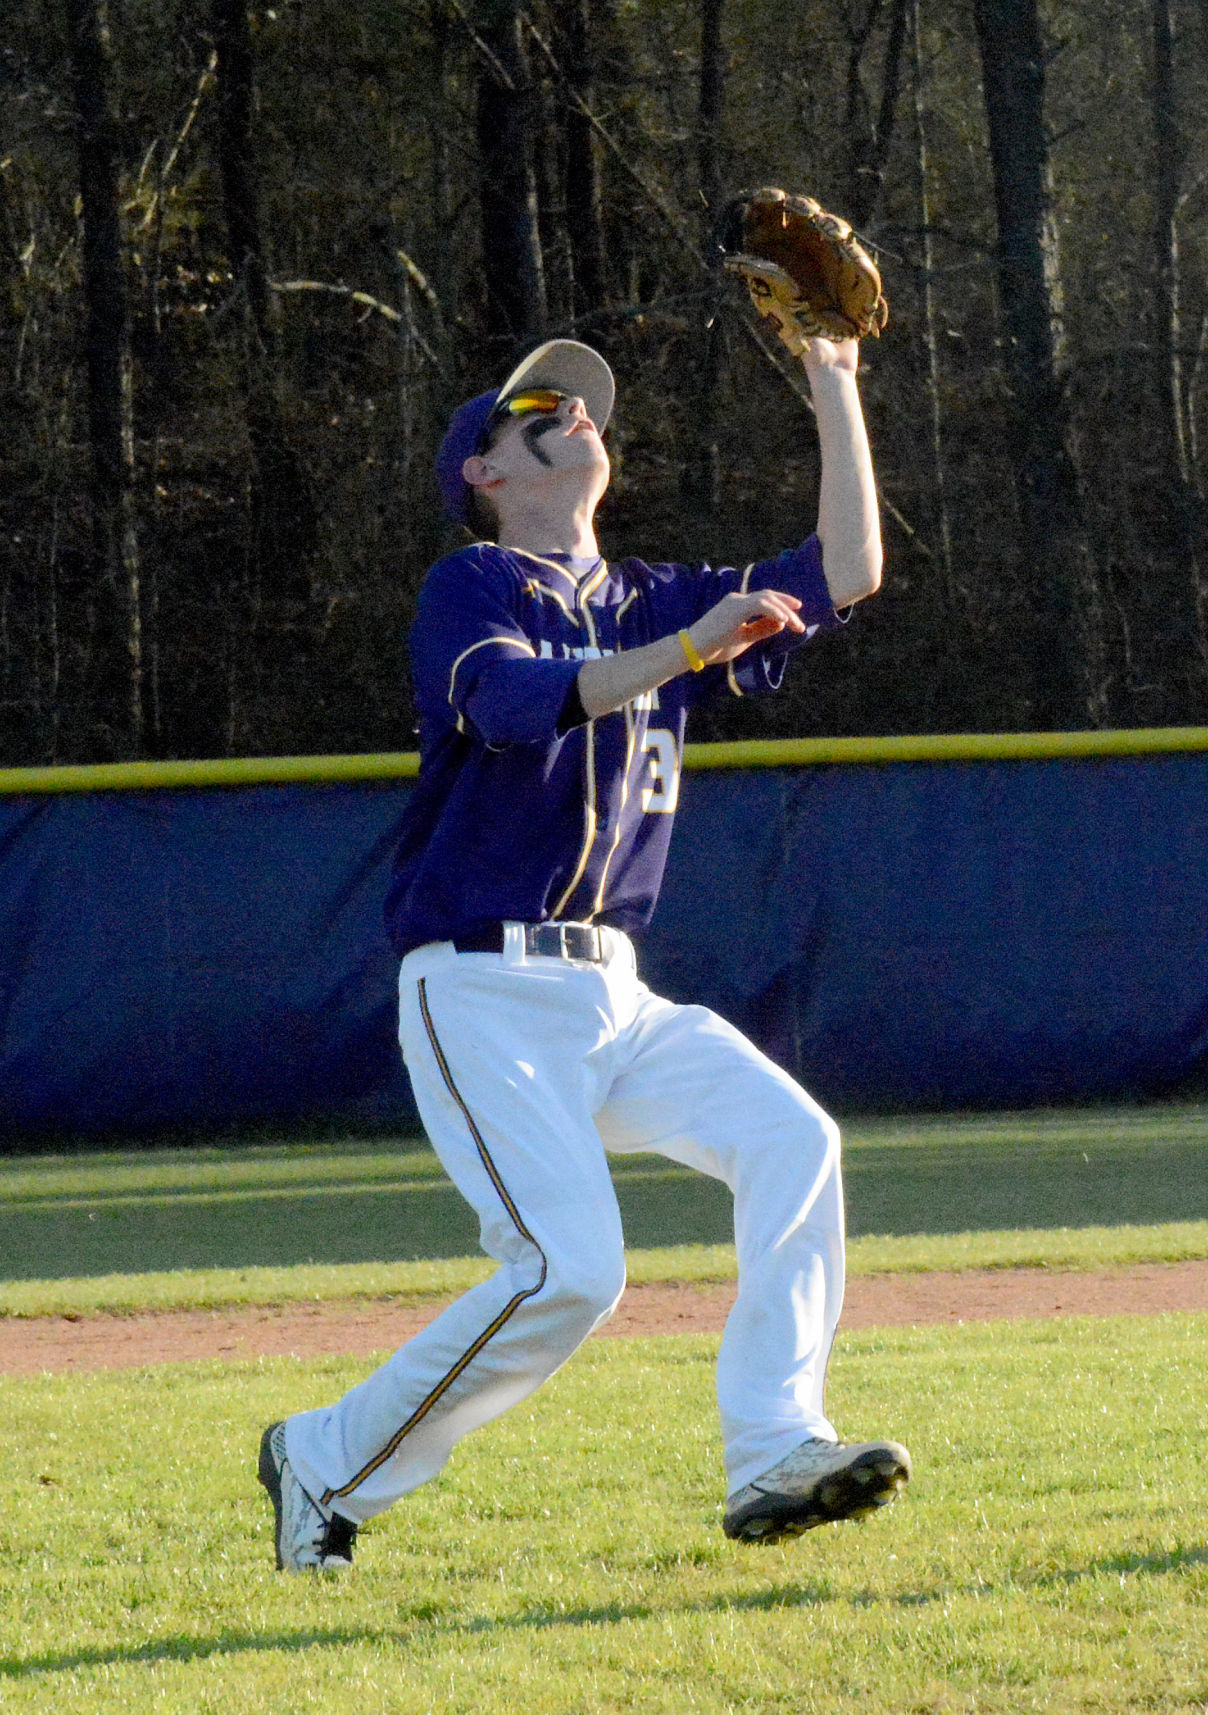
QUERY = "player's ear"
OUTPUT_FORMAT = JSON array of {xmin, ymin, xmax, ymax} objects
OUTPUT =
[{"xmin": 462, "ymin": 453, "xmax": 494, "ymax": 488}]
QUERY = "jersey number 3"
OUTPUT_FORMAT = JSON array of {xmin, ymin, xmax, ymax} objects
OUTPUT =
[{"xmin": 641, "ymin": 729, "xmax": 680, "ymax": 814}]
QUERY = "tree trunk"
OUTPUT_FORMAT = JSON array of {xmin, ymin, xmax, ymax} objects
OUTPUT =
[
  {"xmin": 428, "ymin": 0, "xmax": 455, "ymax": 319},
  {"xmin": 553, "ymin": 0, "xmax": 606, "ymax": 321},
  {"xmin": 1152, "ymin": 0, "xmax": 1188, "ymax": 485},
  {"xmin": 1187, "ymin": 310, "xmax": 1208, "ymax": 497},
  {"xmin": 845, "ymin": 0, "xmax": 911, "ymax": 229},
  {"xmin": 212, "ymin": 0, "xmax": 270, "ymax": 340},
  {"xmin": 65, "ymin": 0, "xmax": 142, "ymax": 759},
  {"xmin": 590, "ymin": 0, "xmax": 639, "ymax": 305},
  {"xmin": 1151, "ymin": 0, "xmax": 1207, "ymax": 670},
  {"xmin": 911, "ymin": 0, "xmax": 954, "ymax": 608},
  {"xmin": 211, "ymin": 0, "xmax": 316, "ymax": 598},
  {"xmin": 476, "ymin": 0, "xmax": 546, "ymax": 358},
  {"xmin": 971, "ymin": 0, "xmax": 1095, "ymax": 727},
  {"xmin": 683, "ymin": 0, "xmax": 724, "ymax": 518},
  {"xmin": 534, "ymin": 62, "xmax": 575, "ymax": 331}
]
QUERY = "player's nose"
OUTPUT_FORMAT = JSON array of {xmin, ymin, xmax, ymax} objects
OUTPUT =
[{"xmin": 564, "ymin": 396, "xmax": 596, "ymax": 433}]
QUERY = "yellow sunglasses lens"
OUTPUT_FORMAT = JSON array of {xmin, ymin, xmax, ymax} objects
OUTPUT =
[{"xmin": 502, "ymin": 389, "xmax": 566, "ymax": 417}]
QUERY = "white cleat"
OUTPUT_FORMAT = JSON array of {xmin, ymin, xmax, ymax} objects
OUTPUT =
[
  {"xmin": 257, "ymin": 1421, "xmax": 358, "ymax": 1572},
  {"xmin": 724, "ymin": 1436, "xmax": 912, "ymax": 1543}
]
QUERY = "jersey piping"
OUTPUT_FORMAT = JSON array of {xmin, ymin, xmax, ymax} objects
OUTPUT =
[
  {"xmin": 523, "ymin": 578, "xmax": 577, "ymax": 621},
  {"xmin": 590, "ymin": 692, "xmax": 637, "ymax": 918},
  {"xmin": 577, "ymin": 561, "xmax": 610, "ymax": 609},
  {"xmin": 549, "ymin": 559, "xmax": 610, "ymax": 919},
  {"xmin": 552, "ymin": 721, "xmax": 598, "ymax": 917},
  {"xmin": 448, "ymin": 634, "xmax": 536, "ymax": 707},
  {"xmin": 320, "ymin": 977, "xmax": 549, "ymax": 1507},
  {"xmin": 506, "ymin": 547, "xmax": 581, "ymax": 589}
]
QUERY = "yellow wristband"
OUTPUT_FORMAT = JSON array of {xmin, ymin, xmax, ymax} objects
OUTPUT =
[{"xmin": 677, "ymin": 629, "xmax": 706, "ymax": 673}]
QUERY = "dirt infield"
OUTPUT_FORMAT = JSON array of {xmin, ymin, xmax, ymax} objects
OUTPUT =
[{"xmin": 2, "ymin": 1260, "xmax": 1207, "ymax": 1376}]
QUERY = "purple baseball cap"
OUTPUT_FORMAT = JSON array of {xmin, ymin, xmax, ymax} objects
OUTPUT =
[{"xmin": 435, "ymin": 339, "xmax": 615, "ymax": 526}]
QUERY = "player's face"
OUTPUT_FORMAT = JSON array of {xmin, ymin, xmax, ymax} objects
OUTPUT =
[{"xmin": 468, "ymin": 393, "xmax": 610, "ymax": 508}]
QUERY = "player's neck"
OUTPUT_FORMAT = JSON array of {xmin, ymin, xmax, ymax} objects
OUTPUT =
[{"xmin": 494, "ymin": 494, "xmax": 600, "ymax": 561}]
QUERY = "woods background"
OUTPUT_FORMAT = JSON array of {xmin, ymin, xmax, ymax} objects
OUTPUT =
[{"xmin": 2, "ymin": 0, "xmax": 1206, "ymax": 766}]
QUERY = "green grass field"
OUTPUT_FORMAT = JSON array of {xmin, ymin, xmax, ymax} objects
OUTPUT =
[
  {"xmin": 2, "ymin": 1103, "xmax": 1207, "ymax": 1712},
  {"xmin": 4, "ymin": 1101, "xmax": 1208, "ymax": 1302},
  {"xmin": 2, "ymin": 1322, "xmax": 1204, "ymax": 1713}
]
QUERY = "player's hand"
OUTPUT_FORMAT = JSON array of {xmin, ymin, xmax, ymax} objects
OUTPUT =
[{"xmin": 685, "ymin": 589, "xmax": 806, "ymax": 667}]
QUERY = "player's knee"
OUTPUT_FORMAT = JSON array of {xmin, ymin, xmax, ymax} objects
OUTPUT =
[
  {"xmin": 542, "ymin": 1247, "xmax": 627, "ymax": 1332},
  {"xmin": 757, "ymin": 1092, "xmax": 842, "ymax": 1184},
  {"xmin": 797, "ymin": 1105, "xmax": 842, "ymax": 1190},
  {"xmin": 813, "ymin": 1107, "xmax": 842, "ymax": 1173}
]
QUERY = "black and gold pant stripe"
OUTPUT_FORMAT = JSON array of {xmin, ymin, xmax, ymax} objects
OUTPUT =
[{"xmin": 320, "ymin": 976, "xmax": 548, "ymax": 1507}]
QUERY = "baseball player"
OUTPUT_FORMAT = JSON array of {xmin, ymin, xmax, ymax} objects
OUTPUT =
[{"xmin": 258, "ymin": 330, "xmax": 911, "ymax": 1571}]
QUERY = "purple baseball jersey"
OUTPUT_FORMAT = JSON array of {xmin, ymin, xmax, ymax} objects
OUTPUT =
[{"xmin": 384, "ymin": 538, "xmax": 845, "ymax": 955}]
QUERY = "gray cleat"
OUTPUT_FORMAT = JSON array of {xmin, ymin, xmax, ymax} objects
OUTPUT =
[
  {"xmin": 257, "ymin": 1421, "xmax": 358, "ymax": 1572},
  {"xmin": 724, "ymin": 1436, "xmax": 912, "ymax": 1543}
]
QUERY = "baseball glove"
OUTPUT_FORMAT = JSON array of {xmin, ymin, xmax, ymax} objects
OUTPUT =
[{"xmin": 718, "ymin": 187, "xmax": 888, "ymax": 358}]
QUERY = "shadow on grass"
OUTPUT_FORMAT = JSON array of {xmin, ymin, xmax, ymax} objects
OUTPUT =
[
  {"xmin": 0, "ymin": 1581, "xmax": 835, "ymax": 1680},
  {"xmin": 1045, "ymin": 1541, "xmax": 1208, "ymax": 1585},
  {"xmin": 8, "ymin": 1547, "xmax": 1205, "ymax": 1679},
  {"xmin": 0, "ymin": 1626, "xmax": 381, "ymax": 1679},
  {"xmin": 0, "ymin": 1170, "xmax": 734, "ymax": 1281},
  {"xmin": 7, "ymin": 1129, "xmax": 1208, "ymax": 1282},
  {"xmin": 890, "ymin": 1540, "xmax": 1208, "ymax": 1609}
]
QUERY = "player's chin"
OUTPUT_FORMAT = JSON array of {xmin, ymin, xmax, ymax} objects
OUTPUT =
[
  {"xmin": 576, "ymin": 433, "xmax": 608, "ymax": 466},
  {"xmin": 573, "ymin": 442, "xmax": 610, "ymax": 480}
]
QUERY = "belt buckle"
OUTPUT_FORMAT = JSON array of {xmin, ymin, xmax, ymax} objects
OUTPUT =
[
  {"xmin": 567, "ymin": 922, "xmax": 602, "ymax": 962},
  {"xmin": 528, "ymin": 921, "xmax": 601, "ymax": 961}
]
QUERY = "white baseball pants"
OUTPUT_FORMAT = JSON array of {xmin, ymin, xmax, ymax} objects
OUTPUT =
[{"xmin": 286, "ymin": 928, "xmax": 845, "ymax": 1523}]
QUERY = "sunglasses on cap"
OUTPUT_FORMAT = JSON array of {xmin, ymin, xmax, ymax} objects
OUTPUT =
[{"xmin": 478, "ymin": 389, "xmax": 570, "ymax": 449}]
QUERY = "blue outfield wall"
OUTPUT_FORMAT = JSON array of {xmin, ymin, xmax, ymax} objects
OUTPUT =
[{"xmin": 2, "ymin": 743, "xmax": 1208, "ymax": 1138}]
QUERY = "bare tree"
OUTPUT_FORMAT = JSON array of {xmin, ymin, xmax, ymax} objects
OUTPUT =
[
  {"xmin": 1152, "ymin": 0, "xmax": 1190, "ymax": 486},
  {"xmin": 1150, "ymin": 0, "xmax": 1208, "ymax": 669},
  {"xmin": 65, "ymin": 0, "xmax": 142, "ymax": 758},
  {"xmin": 551, "ymin": 0, "xmax": 606, "ymax": 320},
  {"xmin": 911, "ymin": 0, "xmax": 954, "ymax": 604},
  {"xmin": 475, "ymin": 0, "xmax": 547, "ymax": 357},
  {"xmin": 682, "ymin": 0, "xmax": 725, "ymax": 518},
  {"xmin": 211, "ymin": 0, "xmax": 316, "ymax": 596},
  {"xmin": 589, "ymin": 0, "xmax": 640, "ymax": 306},
  {"xmin": 15, "ymin": 0, "xmax": 1208, "ymax": 760},
  {"xmin": 843, "ymin": 0, "xmax": 911, "ymax": 229},
  {"xmin": 971, "ymin": 0, "xmax": 1097, "ymax": 727},
  {"xmin": 426, "ymin": 0, "xmax": 456, "ymax": 314}
]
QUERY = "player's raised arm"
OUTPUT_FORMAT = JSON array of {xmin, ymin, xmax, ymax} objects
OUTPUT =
[
  {"xmin": 719, "ymin": 186, "xmax": 885, "ymax": 611},
  {"xmin": 575, "ymin": 349, "xmax": 880, "ymax": 720},
  {"xmin": 804, "ymin": 337, "xmax": 882, "ymax": 610}
]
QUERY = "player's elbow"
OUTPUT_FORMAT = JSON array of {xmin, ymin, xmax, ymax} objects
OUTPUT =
[{"xmin": 825, "ymin": 543, "xmax": 882, "ymax": 608}]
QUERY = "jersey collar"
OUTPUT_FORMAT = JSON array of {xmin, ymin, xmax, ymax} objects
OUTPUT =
[{"xmin": 505, "ymin": 545, "xmax": 605, "ymax": 588}]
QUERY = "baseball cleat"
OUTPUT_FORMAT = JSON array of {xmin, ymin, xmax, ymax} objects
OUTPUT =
[
  {"xmin": 723, "ymin": 1435, "xmax": 912, "ymax": 1544},
  {"xmin": 257, "ymin": 1421, "xmax": 358, "ymax": 1572}
]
